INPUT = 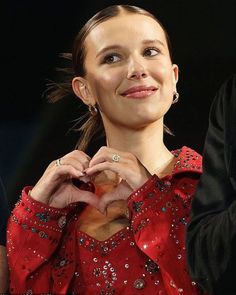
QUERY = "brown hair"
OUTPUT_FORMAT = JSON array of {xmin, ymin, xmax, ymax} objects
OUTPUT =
[{"xmin": 47, "ymin": 5, "xmax": 173, "ymax": 151}]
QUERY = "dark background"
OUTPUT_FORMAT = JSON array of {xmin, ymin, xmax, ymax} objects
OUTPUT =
[{"xmin": 2, "ymin": 0, "xmax": 236, "ymax": 208}]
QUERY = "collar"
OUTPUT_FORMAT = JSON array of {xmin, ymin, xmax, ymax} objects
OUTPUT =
[{"xmin": 171, "ymin": 146, "xmax": 202, "ymax": 176}]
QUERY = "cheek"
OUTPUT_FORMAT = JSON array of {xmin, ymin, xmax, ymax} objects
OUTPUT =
[
  {"xmin": 151, "ymin": 57, "xmax": 173, "ymax": 75},
  {"xmin": 90, "ymin": 70, "xmax": 121, "ymax": 97},
  {"xmin": 155, "ymin": 63, "xmax": 173, "ymax": 80},
  {"xmin": 100, "ymin": 69, "xmax": 124, "ymax": 96},
  {"xmin": 153, "ymin": 65, "xmax": 175, "ymax": 99}
]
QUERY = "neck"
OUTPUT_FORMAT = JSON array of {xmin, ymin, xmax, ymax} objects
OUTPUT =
[{"xmin": 103, "ymin": 118, "xmax": 173, "ymax": 173}]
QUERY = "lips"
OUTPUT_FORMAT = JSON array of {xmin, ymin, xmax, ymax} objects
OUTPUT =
[{"xmin": 121, "ymin": 85, "xmax": 158, "ymax": 98}]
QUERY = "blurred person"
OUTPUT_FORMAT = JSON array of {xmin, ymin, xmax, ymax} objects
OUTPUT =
[{"xmin": 187, "ymin": 74, "xmax": 236, "ymax": 295}]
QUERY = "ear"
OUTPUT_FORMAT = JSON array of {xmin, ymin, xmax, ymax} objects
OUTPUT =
[
  {"xmin": 172, "ymin": 64, "xmax": 179, "ymax": 88},
  {"xmin": 72, "ymin": 77, "xmax": 96, "ymax": 106}
]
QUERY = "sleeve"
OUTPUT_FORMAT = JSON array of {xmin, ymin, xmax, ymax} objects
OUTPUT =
[
  {"xmin": 0, "ymin": 177, "xmax": 10, "ymax": 246},
  {"xmin": 127, "ymin": 174, "xmax": 202, "ymax": 295},
  {"xmin": 7, "ymin": 187, "xmax": 76, "ymax": 293},
  {"xmin": 127, "ymin": 174, "xmax": 179, "ymax": 263},
  {"xmin": 186, "ymin": 74, "xmax": 236, "ymax": 293}
]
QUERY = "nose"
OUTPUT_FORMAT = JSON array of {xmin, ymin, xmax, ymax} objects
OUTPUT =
[{"xmin": 127, "ymin": 57, "xmax": 147, "ymax": 80}]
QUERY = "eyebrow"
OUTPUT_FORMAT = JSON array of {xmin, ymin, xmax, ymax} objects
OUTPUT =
[
  {"xmin": 96, "ymin": 45, "xmax": 123, "ymax": 58},
  {"xmin": 96, "ymin": 39, "xmax": 165, "ymax": 58},
  {"xmin": 142, "ymin": 39, "xmax": 165, "ymax": 47}
]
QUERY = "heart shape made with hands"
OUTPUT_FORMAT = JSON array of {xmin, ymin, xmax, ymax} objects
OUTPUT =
[{"xmin": 72, "ymin": 170, "xmax": 132, "ymax": 214}]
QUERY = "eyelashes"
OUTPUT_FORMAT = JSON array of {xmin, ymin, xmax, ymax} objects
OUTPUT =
[
  {"xmin": 101, "ymin": 47, "xmax": 161, "ymax": 65},
  {"xmin": 102, "ymin": 54, "xmax": 122, "ymax": 64},
  {"xmin": 143, "ymin": 47, "xmax": 161, "ymax": 57}
]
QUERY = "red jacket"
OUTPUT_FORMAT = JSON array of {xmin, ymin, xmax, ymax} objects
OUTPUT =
[{"xmin": 7, "ymin": 146, "xmax": 205, "ymax": 294}]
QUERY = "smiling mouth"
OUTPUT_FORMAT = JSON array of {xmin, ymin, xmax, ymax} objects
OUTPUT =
[{"xmin": 121, "ymin": 86, "xmax": 158, "ymax": 99}]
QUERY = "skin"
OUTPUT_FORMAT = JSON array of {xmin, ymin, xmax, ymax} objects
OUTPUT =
[
  {"xmin": 30, "ymin": 11, "xmax": 179, "ymax": 241},
  {"xmin": 0, "ymin": 245, "xmax": 9, "ymax": 293}
]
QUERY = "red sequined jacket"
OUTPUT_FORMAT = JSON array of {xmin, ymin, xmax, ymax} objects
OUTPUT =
[{"xmin": 7, "ymin": 146, "xmax": 205, "ymax": 295}]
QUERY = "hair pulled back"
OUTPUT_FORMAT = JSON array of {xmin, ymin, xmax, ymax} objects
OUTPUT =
[{"xmin": 47, "ymin": 5, "xmax": 173, "ymax": 151}]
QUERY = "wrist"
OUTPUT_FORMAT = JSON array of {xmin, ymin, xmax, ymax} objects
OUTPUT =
[{"xmin": 29, "ymin": 189, "xmax": 49, "ymax": 205}]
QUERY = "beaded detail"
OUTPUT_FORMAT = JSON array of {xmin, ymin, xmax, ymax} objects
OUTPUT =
[
  {"xmin": 68, "ymin": 227, "xmax": 167, "ymax": 294},
  {"xmin": 7, "ymin": 146, "xmax": 203, "ymax": 294}
]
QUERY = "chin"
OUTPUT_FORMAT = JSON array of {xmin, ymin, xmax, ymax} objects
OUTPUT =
[
  {"xmin": 135, "ymin": 110, "xmax": 163, "ymax": 122},
  {"xmin": 123, "ymin": 116, "xmax": 163, "ymax": 130}
]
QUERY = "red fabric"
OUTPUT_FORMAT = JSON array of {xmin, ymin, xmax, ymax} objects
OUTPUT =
[
  {"xmin": 70, "ymin": 227, "xmax": 167, "ymax": 294},
  {"xmin": 7, "ymin": 146, "xmax": 206, "ymax": 294}
]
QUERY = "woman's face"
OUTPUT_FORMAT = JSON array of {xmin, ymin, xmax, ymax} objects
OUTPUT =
[{"xmin": 75, "ymin": 12, "xmax": 178, "ymax": 130}]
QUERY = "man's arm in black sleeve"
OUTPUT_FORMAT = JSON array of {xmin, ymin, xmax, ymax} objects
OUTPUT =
[{"xmin": 186, "ymin": 74, "xmax": 236, "ymax": 294}]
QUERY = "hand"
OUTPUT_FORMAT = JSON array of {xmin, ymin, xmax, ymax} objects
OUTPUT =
[
  {"xmin": 85, "ymin": 146, "xmax": 151, "ymax": 212},
  {"xmin": 30, "ymin": 147, "xmax": 151, "ymax": 212},
  {"xmin": 30, "ymin": 150, "xmax": 99, "ymax": 208},
  {"xmin": 97, "ymin": 179, "xmax": 133, "ymax": 214}
]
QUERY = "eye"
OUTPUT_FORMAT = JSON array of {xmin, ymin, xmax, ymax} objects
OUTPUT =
[
  {"xmin": 103, "ymin": 53, "xmax": 121, "ymax": 64},
  {"xmin": 143, "ymin": 47, "xmax": 160, "ymax": 57}
]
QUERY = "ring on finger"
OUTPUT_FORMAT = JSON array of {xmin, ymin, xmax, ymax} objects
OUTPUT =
[
  {"xmin": 56, "ymin": 158, "xmax": 62, "ymax": 167},
  {"xmin": 112, "ymin": 154, "xmax": 120, "ymax": 162}
]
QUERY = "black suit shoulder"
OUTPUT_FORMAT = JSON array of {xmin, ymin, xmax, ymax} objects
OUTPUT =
[{"xmin": 186, "ymin": 74, "xmax": 236, "ymax": 294}]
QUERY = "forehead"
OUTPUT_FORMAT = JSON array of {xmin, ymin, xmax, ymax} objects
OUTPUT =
[{"xmin": 84, "ymin": 13, "xmax": 167, "ymax": 51}]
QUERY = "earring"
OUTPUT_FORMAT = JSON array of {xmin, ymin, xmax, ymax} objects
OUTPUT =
[
  {"xmin": 172, "ymin": 91, "xmax": 179, "ymax": 104},
  {"xmin": 88, "ymin": 104, "xmax": 98, "ymax": 115}
]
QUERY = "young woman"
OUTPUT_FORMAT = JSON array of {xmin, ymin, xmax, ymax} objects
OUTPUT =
[{"xmin": 7, "ymin": 5, "xmax": 205, "ymax": 295}]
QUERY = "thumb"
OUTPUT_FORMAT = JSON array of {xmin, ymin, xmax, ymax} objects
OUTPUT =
[
  {"xmin": 70, "ymin": 189, "xmax": 99, "ymax": 209},
  {"xmin": 98, "ymin": 190, "xmax": 117, "ymax": 215}
]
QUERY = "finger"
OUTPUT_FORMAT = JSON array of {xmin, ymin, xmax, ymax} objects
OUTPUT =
[
  {"xmin": 30, "ymin": 165, "xmax": 84, "ymax": 203},
  {"xmin": 79, "ymin": 175, "xmax": 92, "ymax": 183},
  {"xmin": 98, "ymin": 192, "xmax": 115, "ymax": 214},
  {"xmin": 48, "ymin": 150, "xmax": 91, "ymax": 171},
  {"xmin": 64, "ymin": 150, "xmax": 91, "ymax": 169},
  {"xmin": 100, "ymin": 181, "xmax": 132, "ymax": 213},
  {"xmin": 51, "ymin": 165, "xmax": 85, "ymax": 182},
  {"xmin": 85, "ymin": 162, "xmax": 124, "ymax": 178},
  {"xmin": 55, "ymin": 157, "xmax": 85, "ymax": 172},
  {"xmin": 98, "ymin": 188, "xmax": 128, "ymax": 214},
  {"xmin": 70, "ymin": 189, "xmax": 99, "ymax": 209},
  {"xmin": 89, "ymin": 147, "xmax": 125, "ymax": 167}
]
